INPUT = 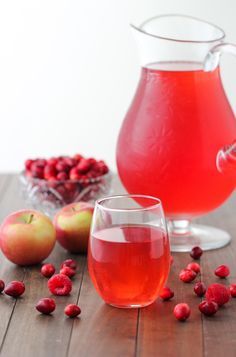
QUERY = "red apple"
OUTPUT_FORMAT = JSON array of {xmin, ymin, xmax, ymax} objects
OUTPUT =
[
  {"xmin": 53, "ymin": 202, "xmax": 94, "ymax": 253},
  {"xmin": 0, "ymin": 210, "xmax": 56, "ymax": 266}
]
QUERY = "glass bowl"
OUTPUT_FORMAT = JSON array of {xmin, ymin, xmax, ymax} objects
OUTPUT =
[{"xmin": 19, "ymin": 171, "xmax": 112, "ymax": 217}]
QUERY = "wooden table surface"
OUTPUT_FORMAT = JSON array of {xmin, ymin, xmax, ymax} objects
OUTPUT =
[{"xmin": 0, "ymin": 174, "xmax": 236, "ymax": 357}]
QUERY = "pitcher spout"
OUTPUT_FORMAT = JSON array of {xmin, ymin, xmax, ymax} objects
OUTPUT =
[{"xmin": 217, "ymin": 140, "xmax": 236, "ymax": 175}]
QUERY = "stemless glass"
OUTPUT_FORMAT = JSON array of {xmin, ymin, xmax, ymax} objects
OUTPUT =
[{"xmin": 88, "ymin": 194, "xmax": 170, "ymax": 308}]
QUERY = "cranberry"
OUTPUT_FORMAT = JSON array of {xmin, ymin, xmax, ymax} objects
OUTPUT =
[
  {"xmin": 77, "ymin": 159, "xmax": 91, "ymax": 174},
  {"xmin": 186, "ymin": 262, "xmax": 201, "ymax": 274},
  {"xmin": 95, "ymin": 160, "xmax": 108, "ymax": 173},
  {"xmin": 41, "ymin": 264, "xmax": 55, "ymax": 278},
  {"xmin": 194, "ymin": 282, "xmax": 206, "ymax": 297},
  {"xmin": 214, "ymin": 265, "xmax": 230, "ymax": 278},
  {"xmin": 64, "ymin": 304, "xmax": 81, "ymax": 318},
  {"xmin": 61, "ymin": 259, "xmax": 77, "ymax": 270},
  {"xmin": 80, "ymin": 175, "xmax": 89, "ymax": 181},
  {"xmin": 0, "ymin": 280, "xmax": 5, "ymax": 293},
  {"xmin": 229, "ymin": 284, "xmax": 236, "ymax": 297},
  {"xmin": 44, "ymin": 164, "xmax": 57, "ymax": 180},
  {"xmin": 36, "ymin": 159, "xmax": 47, "ymax": 167},
  {"xmin": 47, "ymin": 158, "xmax": 58, "ymax": 166},
  {"xmin": 159, "ymin": 287, "xmax": 174, "ymax": 301},
  {"xmin": 25, "ymin": 159, "xmax": 34, "ymax": 170},
  {"xmin": 88, "ymin": 158, "xmax": 97, "ymax": 166},
  {"xmin": 87, "ymin": 171, "xmax": 99, "ymax": 178},
  {"xmin": 4, "ymin": 281, "xmax": 25, "ymax": 297},
  {"xmin": 56, "ymin": 161, "xmax": 70, "ymax": 173},
  {"xmin": 97, "ymin": 163, "xmax": 109, "ymax": 174},
  {"xmin": 60, "ymin": 266, "xmax": 76, "ymax": 278},
  {"xmin": 73, "ymin": 154, "xmax": 83, "ymax": 162},
  {"xmin": 179, "ymin": 269, "xmax": 197, "ymax": 283},
  {"xmin": 64, "ymin": 183, "xmax": 77, "ymax": 193},
  {"xmin": 31, "ymin": 163, "xmax": 44, "ymax": 179},
  {"xmin": 64, "ymin": 157, "xmax": 77, "ymax": 167},
  {"xmin": 36, "ymin": 298, "xmax": 56, "ymax": 314},
  {"xmin": 173, "ymin": 303, "xmax": 191, "ymax": 321},
  {"xmin": 48, "ymin": 274, "xmax": 72, "ymax": 296},
  {"xmin": 58, "ymin": 156, "xmax": 66, "ymax": 161},
  {"xmin": 56, "ymin": 185, "xmax": 67, "ymax": 197},
  {"xmin": 69, "ymin": 167, "xmax": 81, "ymax": 180},
  {"xmin": 190, "ymin": 246, "xmax": 203, "ymax": 260},
  {"xmin": 57, "ymin": 172, "xmax": 68, "ymax": 181},
  {"xmin": 199, "ymin": 300, "xmax": 218, "ymax": 316},
  {"xmin": 206, "ymin": 283, "xmax": 230, "ymax": 306}
]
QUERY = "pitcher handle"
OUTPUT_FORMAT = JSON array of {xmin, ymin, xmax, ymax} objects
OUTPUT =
[
  {"xmin": 204, "ymin": 43, "xmax": 236, "ymax": 72},
  {"xmin": 204, "ymin": 43, "xmax": 236, "ymax": 174}
]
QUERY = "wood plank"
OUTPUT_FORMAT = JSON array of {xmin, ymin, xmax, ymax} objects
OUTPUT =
[
  {"xmin": 1, "ymin": 174, "xmax": 236, "ymax": 357},
  {"xmin": 67, "ymin": 175, "xmax": 138, "ymax": 357},
  {"xmin": 136, "ymin": 252, "xmax": 203, "ymax": 357},
  {"xmin": 0, "ymin": 175, "xmax": 87, "ymax": 357},
  {"xmin": 198, "ymin": 195, "xmax": 236, "ymax": 357},
  {"xmin": 0, "ymin": 247, "xmax": 86, "ymax": 357},
  {"xmin": 67, "ymin": 266, "xmax": 138, "ymax": 357},
  {"xmin": 0, "ymin": 175, "xmax": 26, "ymax": 348}
]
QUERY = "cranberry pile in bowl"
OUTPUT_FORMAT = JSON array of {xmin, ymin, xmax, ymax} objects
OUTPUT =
[{"xmin": 19, "ymin": 154, "xmax": 111, "ymax": 216}]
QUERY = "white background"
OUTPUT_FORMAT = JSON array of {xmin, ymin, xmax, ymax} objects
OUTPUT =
[{"xmin": 1, "ymin": 0, "xmax": 236, "ymax": 172}]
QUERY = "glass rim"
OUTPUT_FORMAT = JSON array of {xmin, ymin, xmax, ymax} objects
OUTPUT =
[
  {"xmin": 130, "ymin": 14, "xmax": 225, "ymax": 44},
  {"xmin": 96, "ymin": 194, "xmax": 162, "ymax": 212}
]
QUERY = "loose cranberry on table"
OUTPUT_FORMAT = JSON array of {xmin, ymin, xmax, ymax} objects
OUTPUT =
[
  {"xmin": 214, "ymin": 265, "xmax": 230, "ymax": 278},
  {"xmin": 194, "ymin": 282, "xmax": 206, "ymax": 297},
  {"xmin": 179, "ymin": 268, "xmax": 197, "ymax": 283},
  {"xmin": 60, "ymin": 266, "xmax": 76, "ymax": 278},
  {"xmin": 206, "ymin": 283, "xmax": 230, "ymax": 306},
  {"xmin": 173, "ymin": 303, "xmax": 191, "ymax": 321},
  {"xmin": 64, "ymin": 304, "xmax": 81, "ymax": 318},
  {"xmin": 159, "ymin": 287, "xmax": 174, "ymax": 301},
  {"xmin": 61, "ymin": 259, "xmax": 77, "ymax": 270},
  {"xmin": 186, "ymin": 262, "xmax": 201, "ymax": 274},
  {"xmin": 229, "ymin": 284, "xmax": 236, "ymax": 297},
  {"xmin": 36, "ymin": 298, "xmax": 56, "ymax": 315},
  {"xmin": 4, "ymin": 281, "xmax": 25, "ymax": 298},
  {"xmin": 41, "ymin": 264, "xmax": 56, "ymax": 278},
  {"xmin": 48, "ymin": 274, "xmax": 72, "ymax": 296},
  {"xmin": 190, "ymin": 246, "xmax": 203, "ymax": 260},
  {"xmin": 0, "ymin": 280, "xmax": 5, "ymax": 293},
  {"xmin": 199, "ymin": 300, "xmax": 218, "ymax": 316}
]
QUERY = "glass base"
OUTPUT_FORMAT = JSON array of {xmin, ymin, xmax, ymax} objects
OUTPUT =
[
  {"xmin": 107, "ymin": 300, "xmax": 155, "ymax": 309},
  {"xmin": 168, "ymin": 220, "xmax": 231, "ymax": 252}
]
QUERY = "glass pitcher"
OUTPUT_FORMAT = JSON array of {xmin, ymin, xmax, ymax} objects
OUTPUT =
[{"xmin": 116, "ymin": 15, "xmax": 236, "ymax": 251}]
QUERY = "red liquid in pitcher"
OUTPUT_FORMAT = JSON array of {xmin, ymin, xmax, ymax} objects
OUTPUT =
[
  {"xmin": 116, "ymin": 63, "xmax": 236, "ymax": 218},
  {"xmin": 88, "ymin": 225, "xmax": 170, "ymax": 307}
]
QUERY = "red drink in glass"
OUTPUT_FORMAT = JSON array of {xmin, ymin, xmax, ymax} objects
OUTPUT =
[{"xmin": 88, "ymin": 224, "xmax": 170, "ymax": 308}]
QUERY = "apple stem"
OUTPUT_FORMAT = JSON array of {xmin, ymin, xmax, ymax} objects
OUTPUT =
[
  {"xmin": 71, "ymin": 207, "xmax": 76, "ymax": 212},
  {"xmin": 27, "ymin": 214, "xmax": 34, "ymax": 224}
]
